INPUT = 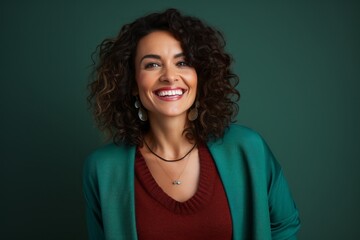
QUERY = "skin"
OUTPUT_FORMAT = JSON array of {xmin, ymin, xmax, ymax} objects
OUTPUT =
[{"xmin": 134, "ymin": 31, "xmax": 200, "ymax": 202}]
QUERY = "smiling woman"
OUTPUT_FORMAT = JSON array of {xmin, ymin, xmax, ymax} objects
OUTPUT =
[
  {"xmin": 84, "ymin": 8, "xmax": 300, "ymax": 240},
  {"xmin": 88, "ymin": 9, "xmax": 239, "ymax": 146}
]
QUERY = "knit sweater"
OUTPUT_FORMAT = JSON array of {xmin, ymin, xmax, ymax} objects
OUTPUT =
[
  {"xmin": 135, "ymin": 143, "xmax": 233, "ymax": 239},
  {"xmin": 83, "ymin": 125, "xmax": 301, "ymax": 240}
]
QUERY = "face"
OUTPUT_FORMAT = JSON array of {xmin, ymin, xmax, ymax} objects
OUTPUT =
[{"xmin": 134, "ymin": 31, "xmax": 197, "ymax": 121}]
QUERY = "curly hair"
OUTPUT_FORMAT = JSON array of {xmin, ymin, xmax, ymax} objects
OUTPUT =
[{"xmin": 88, "ymin": 8, "xmax": 240, "ymax": 146}]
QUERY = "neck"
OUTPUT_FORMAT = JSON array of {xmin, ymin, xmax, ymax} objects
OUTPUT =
[{"xmin": 145, "ymin": 114, "xmax": 193, "ymax": 159}]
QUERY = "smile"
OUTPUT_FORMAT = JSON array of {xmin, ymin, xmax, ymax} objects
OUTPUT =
[{"xmin": 155, "ymin": 89, "xmax": 186, "ymax": 97}]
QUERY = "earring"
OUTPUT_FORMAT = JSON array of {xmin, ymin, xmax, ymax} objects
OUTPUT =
[
  {"xmin": 134, "ymin": 97, "xmax": 148, "ymax": 121},
  {"xmin": 188, "ymin": 100, "xmax": 199, "ymax": 121}
]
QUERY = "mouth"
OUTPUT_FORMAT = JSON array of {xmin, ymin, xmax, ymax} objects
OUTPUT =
[{"xmin": 154, "ymin": 88, "xmax": 187, "ymax": 97}]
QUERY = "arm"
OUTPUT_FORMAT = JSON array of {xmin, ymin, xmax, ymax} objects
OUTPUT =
[
  {"xmin": 266, "ymin": 145, "xmax": 301, "ymax": 240},
  {"xmin": 83, "ymin": 156, "xmax": 105, "ymax": 240}
]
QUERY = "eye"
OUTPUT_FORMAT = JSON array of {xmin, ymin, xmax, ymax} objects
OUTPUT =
[
  {"xmin": 144, "ymin": 62, "xmax": 160, "ymax": 69},
  {"xmin": 176, "ymin": 61, "xmax": 188, "ymax": 67}
]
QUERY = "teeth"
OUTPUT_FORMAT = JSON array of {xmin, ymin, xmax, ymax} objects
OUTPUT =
[{"xmin": 157, "ymin": 89, "xmax": 183, "ymax": 97}]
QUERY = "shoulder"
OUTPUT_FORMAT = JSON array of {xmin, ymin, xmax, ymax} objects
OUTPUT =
[
  {"xmin": 83, "ymin": 142, "xmax": 136, "ymax": 177},
  {"xmin": 208, "ymin": 124, "xmax": 278, "ymax": 174},
  {"xmin": 211, "ymin": 124, "xmax": 267, "ymax": 150},
  {"xmin": 224, "ymin": 124, "xmax": 263, "ymax": 141}
]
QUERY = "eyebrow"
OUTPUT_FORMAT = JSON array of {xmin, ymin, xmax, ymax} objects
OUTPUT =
[{"xmin": 139, "ymin": 53, "xmax": 185, "ymax": 63}]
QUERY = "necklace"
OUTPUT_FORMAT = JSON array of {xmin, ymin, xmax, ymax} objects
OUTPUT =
[
  {"xmin": 143, "ymin": 140, "xmax": 197, "ymax": 163},
  {"xmin": 154, "ymin": 149, "xmax": 192, "ymax": 186}
]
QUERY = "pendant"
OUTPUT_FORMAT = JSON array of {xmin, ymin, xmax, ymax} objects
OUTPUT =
[{"xmin": 172, "ymin": 180, "xmax": 181, "ymax": 185}]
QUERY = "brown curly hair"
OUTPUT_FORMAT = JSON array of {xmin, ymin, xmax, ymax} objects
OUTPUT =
[{"xmin": 88, "ymin": 8, "xmax": 240, "ymax": 146}]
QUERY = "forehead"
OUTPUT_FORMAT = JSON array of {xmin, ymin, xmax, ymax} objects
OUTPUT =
[{"xmin": 135, "ymin": 31, "xmax": 183, "ymax": 57}]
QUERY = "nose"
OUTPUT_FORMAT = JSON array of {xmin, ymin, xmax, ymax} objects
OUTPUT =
[{"xmin": 159, "ymin": 65, "xmax": 178, "ymax": 82}]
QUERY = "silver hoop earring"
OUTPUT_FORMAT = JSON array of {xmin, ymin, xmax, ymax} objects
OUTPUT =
[
  {"xmin": 188, "ymin": 100, "xmax": 199, "ymax": 121},
  {"xmin": 134, "ymin": 97, "xmax": 148, "ymax": 121}
]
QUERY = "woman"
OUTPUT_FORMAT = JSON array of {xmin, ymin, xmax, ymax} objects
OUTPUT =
[{"xmin": 84, "ymin": 8, "xmax": 300, "ymax": 240}]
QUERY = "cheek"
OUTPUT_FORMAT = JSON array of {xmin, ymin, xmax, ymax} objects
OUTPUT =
[
  {"xmin": 187, "ymin": 71, "xmax": 198, "ymax": 89},
  {"xmin": 135, "ymin": 72, "xmax": 151, "ymax": 91}
]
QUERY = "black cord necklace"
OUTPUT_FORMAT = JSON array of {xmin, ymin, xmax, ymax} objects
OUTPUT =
[{"xmin": 143, "ymin": 140, "xmax": 197, "ymax": 163}]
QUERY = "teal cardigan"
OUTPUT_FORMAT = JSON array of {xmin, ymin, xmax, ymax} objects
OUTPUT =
[{"xmin": 83, "ymin": 125, "xmax": 300, "ymax": 240}]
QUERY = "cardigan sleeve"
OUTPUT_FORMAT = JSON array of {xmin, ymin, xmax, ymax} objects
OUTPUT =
[
  {"xmin": 82, "ymin": 143, "xmax": 138, "ymax": 240},
  {"xmin": 265, "ymin": 142, "xmax": 301, "ymax": 240},
  {"xmin": 83, "ymin": 154, "xmax": 106, "ymax": 240},
  {"xmin": 208, "ymin": 124, "xmax": 300, "ymax": 239}
]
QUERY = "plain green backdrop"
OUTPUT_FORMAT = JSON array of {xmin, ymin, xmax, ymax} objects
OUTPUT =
[{"xmin": 1, "ymin": 0, "xmax": 359, "ymax": 239}]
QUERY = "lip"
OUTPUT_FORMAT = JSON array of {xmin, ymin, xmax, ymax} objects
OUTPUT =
[{"xmin": 153, "ymin": 87, "xmax": 187, "ymax": 101}]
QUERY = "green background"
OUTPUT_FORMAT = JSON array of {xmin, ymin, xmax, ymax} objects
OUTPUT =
[{"xmin": 1, "ymin": 0, "xmax": 359, "ymax": 239}]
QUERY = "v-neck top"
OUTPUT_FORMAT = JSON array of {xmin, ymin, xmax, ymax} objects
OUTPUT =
[{"xmin": 134, "ymin": 143, "xmax": 233, "ymax": 239}]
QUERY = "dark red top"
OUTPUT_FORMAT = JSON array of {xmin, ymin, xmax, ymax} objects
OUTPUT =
[{"xmin": 135, "ymin": 144, "xmax": 233, "ymax": 240}]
